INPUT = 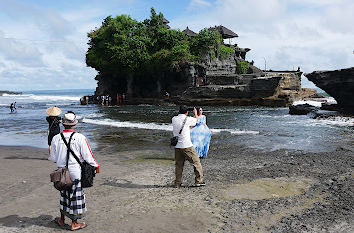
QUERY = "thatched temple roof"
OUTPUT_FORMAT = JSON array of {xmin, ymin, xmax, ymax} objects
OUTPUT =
[
  {"xmin": 208, "ymin": 25, "xmax": 238, "ymax": 39},
  {"xmin": 163, "ymin": 17, "xmax": 170, "ymax": 24},
  {"xmin": 163, "ymin": 17, "xmax": 170, "ymax": 29},
  {"xmin": 182, "ymin": 26, "xmax": 197, "ymax": 37}
]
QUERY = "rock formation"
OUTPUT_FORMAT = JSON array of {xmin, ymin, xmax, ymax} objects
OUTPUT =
[
  {"xmin": 0, "ymin": 90, "xmax": 22, "ymax": 96},
  {"xmin": 305, "ymin": 67, "xmax": 354, "ymax": 110},
  {"xmin": 170, "ymin": 54, "xmax": 315, "ymax": 106},
  {"xmin": 94, "ymin": 54, "xmax": 318, "ymax": 107}
]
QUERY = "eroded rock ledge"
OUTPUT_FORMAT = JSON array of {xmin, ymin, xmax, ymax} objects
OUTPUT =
[
  {"xmin": 95, "ymin": 56, "xmax": 320, "ymax": 107},
  {"xmin": 305, "ymin": 67, "xmax": 354, "ymax": 110}
]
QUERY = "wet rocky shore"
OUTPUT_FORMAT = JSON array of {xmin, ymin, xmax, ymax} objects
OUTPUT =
[
  {"xmin": 0, "ymin": 139, "xmax": 353, "ymax": 232},
  {"xmin": 207, "ymin": 144, "xmax": 354, "ymax": 232},
  {"xmin": 93, "ymin": 136, "xmax": 354, "ymax": 232}
]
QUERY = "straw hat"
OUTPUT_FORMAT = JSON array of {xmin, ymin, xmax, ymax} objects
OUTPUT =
[
  {"xmin": 46, "ymin": 106, "xmax": 62, "ymax": 116},
  {"xmin": 62, "ymin": 112, "xmax": 78, "ymax": 126}
]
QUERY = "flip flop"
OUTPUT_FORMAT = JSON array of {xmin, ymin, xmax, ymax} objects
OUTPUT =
[
  {"xmin": 53, "ymin": 217, "xmax": 67, "ymax": 229},
  {"xmin": 71, "ymin": 223, "xmax": 87, "ymax": 231}
]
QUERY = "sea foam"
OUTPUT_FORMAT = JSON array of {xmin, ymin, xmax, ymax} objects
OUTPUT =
[
  {"xmin": 315, "ymin": 117, "xmax": 354, "ymax": 127},
  {"xmin": 293, "ymin": 97, "xmax": 337, "ymax": 107},
  {"xmin": 82, "ymin": 118, "xmax": 259, "ymax": 135},
  {"xmin": 3, "ymin": 93, "xmax": 80, "ymax": 102}
]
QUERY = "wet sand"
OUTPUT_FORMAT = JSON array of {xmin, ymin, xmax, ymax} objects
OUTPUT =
[{"xmin": 0, "ymin": 144, "xmax": 353, "ymax": 232}]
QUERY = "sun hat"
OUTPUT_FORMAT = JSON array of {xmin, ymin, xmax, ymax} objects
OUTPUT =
[
  {"xmin": 46, "ymin": 106, "xmax": 62, "ymax": 116},
  {"xmin": 62, "ymin": 111, "xmax": 78, "ymax": 126}
]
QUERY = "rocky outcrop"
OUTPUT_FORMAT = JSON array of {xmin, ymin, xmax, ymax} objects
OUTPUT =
[
  {"xmin": 305, "ymin": 67, "xmax": 354, "ymax": 109},
  {"xmin": 289, "ymin": 104, "xmax": 319, "ymax": 115},
  {"xmin": 0, "ymin": 90, "xmax": 22, "ymax": 96},
  {"xmin": 94, "ymin": 54, "xmax": 319, "ymax": 107},
  {"xmin": 182, "ymin": 63, "xmax": 314, "ymax": 106}
]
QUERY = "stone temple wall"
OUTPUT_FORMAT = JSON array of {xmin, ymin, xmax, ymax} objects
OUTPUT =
[{"xmin": 264, "ymin": 71, "xmax": 302, "ymax": 91}]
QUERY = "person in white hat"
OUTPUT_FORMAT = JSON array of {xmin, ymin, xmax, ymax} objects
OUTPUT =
[
  {"xmin": 46, "ymin": 106, "xmax": 62, "ymax": 153},
  {"xmin": 49, "ymin": 111, "xmax": 99, "ymax": 231}
]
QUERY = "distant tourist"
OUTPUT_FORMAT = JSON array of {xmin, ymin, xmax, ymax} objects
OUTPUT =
[
  {"xmin": 172, "ymin": 105, "xmax": 205, "ymax": 187},
  {"xmin": 49, "ymin": 111, "xmax": 99, "ymax": 231},
  {"xmin": 118, "ymin": 93, "xmax": 122, "ymax": 105},
  {"xmin": 46, "ymin": 106, "xmax": 62, "ymax": 154},
  {"xmin": 190, "ymin": 107, "xmax": 212, "ymax": 158},
  {"xmin": 10, "ymin": 103, "xmax": 14, "ymax": 113}
]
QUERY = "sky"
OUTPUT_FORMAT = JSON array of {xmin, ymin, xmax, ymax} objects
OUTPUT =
[{"xmin": 0, "ymin": 0, "xmax": 353, "ymax": 91}]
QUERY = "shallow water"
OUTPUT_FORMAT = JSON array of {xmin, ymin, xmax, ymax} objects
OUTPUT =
[{"xmin": 0, "ymin": 89, "xmax": 353, "ymax": 153}]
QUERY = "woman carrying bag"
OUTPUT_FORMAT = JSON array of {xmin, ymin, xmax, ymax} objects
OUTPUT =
[{"xmin": 49, "ymin": 111, "xmax": 99, "ymax": 231}]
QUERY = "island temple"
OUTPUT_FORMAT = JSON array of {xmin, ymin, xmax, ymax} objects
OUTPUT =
[{"xmin": 91, "ymin": 19, "xmax": 317, "ymax": 107}]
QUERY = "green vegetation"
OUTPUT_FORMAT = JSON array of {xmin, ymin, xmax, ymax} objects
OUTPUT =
[
  {"xmin": 86, "ymin": 8, "xmax": 233, "ymax": 76},
  {"xmin": 236, "ymin": 61, "xmax": 249, "ymax": 74},
  {"xmin": 218, "ymin": 45, "xmax": 234, "ymax": 60}
]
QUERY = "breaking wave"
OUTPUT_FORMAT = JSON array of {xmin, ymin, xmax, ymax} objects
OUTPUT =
[
  {"xmin": 2, "ymin": 93, "xmax": 80, "ymax": 102},
  {"xmin": 82, "ymin": 118, "xmax": 259, "ymax": 135},
  {"xmin": 293, "ymin": 97, "xmax": 337, "ymax": 107}
]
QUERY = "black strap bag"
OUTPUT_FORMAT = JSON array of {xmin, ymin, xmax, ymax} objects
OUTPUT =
[
  {"xmin": 60, "ymin": 132, "xmax": 96, "ymax": 188},
  {"xmin": 170, "ymin": 116, "xmax": 188, "ymax": 147}
]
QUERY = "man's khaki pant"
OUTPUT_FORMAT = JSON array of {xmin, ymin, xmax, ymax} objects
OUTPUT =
[{"xmin": 174, "ymin": 146, "xmax": 203, "ymax": 185}]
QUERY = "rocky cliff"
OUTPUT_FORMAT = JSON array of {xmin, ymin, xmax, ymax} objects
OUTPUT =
[
  {"xmin": 177, "ymin": 55, "xmax": 314, "ymax": 106},
  {"xmin": 95, "ymin": 54, "xmax": 317, "ymax": 107},
  {"xmin": 305, "ymin": 67, "xmax": 354, "ymax": 109}
]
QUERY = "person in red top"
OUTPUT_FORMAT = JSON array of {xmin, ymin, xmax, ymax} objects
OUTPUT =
[{"xmin": 49, "ymin": 111, "xmax": 99, "ymax": 231}]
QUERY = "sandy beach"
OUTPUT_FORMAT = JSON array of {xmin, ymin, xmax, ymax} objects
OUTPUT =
[{"xmin": 0, "ymin": 143, "xmax": 353, "ymax": 233}]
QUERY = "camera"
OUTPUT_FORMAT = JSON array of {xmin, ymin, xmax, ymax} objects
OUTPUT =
[{"xmin": 187, "ymin": 107, "xmax": 195, "ymax": 111}]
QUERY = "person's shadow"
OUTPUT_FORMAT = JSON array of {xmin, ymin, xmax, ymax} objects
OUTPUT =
[{"xmin": 0, "ymin": 214, "xmax": 64, "ymax": 230}]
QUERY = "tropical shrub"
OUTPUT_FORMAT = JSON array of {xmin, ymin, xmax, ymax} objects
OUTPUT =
[{"xmin": 236, "ymin": 61, "xmax": 249, "ymax": 74}]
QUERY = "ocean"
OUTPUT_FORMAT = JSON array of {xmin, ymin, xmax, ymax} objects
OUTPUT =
[{"xmin": 0, "ymin": 89, "xmax": 353, "ymax": 153}]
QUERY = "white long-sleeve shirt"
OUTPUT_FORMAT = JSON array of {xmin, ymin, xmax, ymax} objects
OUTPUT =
[{"xmin": 49, "ymin": 129, "xmax": 99, "ymax": 180}]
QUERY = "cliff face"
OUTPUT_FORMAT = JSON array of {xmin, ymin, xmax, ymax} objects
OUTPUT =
[
  {"xmin": 305, "ymin": 67, "xmax": 354, "ymax": 108},
  {"xmin": 95, "ymin": 54, "xmax": 314, "ymax": 106},
  {"xmin": 180, "ymin": 55, "xmax": 306, "ymax": 106}
]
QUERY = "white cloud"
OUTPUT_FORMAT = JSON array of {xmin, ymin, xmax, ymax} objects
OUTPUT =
[
  {"xmin": 172, "ymin": 0, "xmax": 354, "ymax": 75},
  {"xmin": 188, "ymin": 0, "xmax": 212, "ymax": 9},
  {"xmin": 0, "ymin": 0, "xmax": 353, "ymax": 91},
  {"xmin": 0, "ymin": 0, "xmax": 100, "ymax": 90},
  {"xmin": 0, "ymin": 33, "xmax": 44, "ymax": 67}
]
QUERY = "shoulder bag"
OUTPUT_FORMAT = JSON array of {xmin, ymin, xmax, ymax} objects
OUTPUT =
[
  {"xmin": 49, "ymin": 133, "xmax": 75, "ymax": 191},
  {"xmin": 60, "ymin": 132, "xmax": 96, "ymax": 188},
  {"xmin": 170, "ymin": 116, "xmax": 188, "ymax": 147}
]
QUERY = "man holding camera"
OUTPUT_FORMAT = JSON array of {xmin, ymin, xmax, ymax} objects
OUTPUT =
[{"xmin": 172, "ymin": 105, "xmax": 205, "ymax": 188}]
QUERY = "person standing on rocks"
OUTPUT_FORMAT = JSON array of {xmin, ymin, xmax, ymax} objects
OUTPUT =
[
  {"xmin": 49, "ymin": 111, "xmax": 99, "ymax": 231},
  {"xmin": 172, "ymin": 105, "xmax": 205, "ymax": 188}
]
